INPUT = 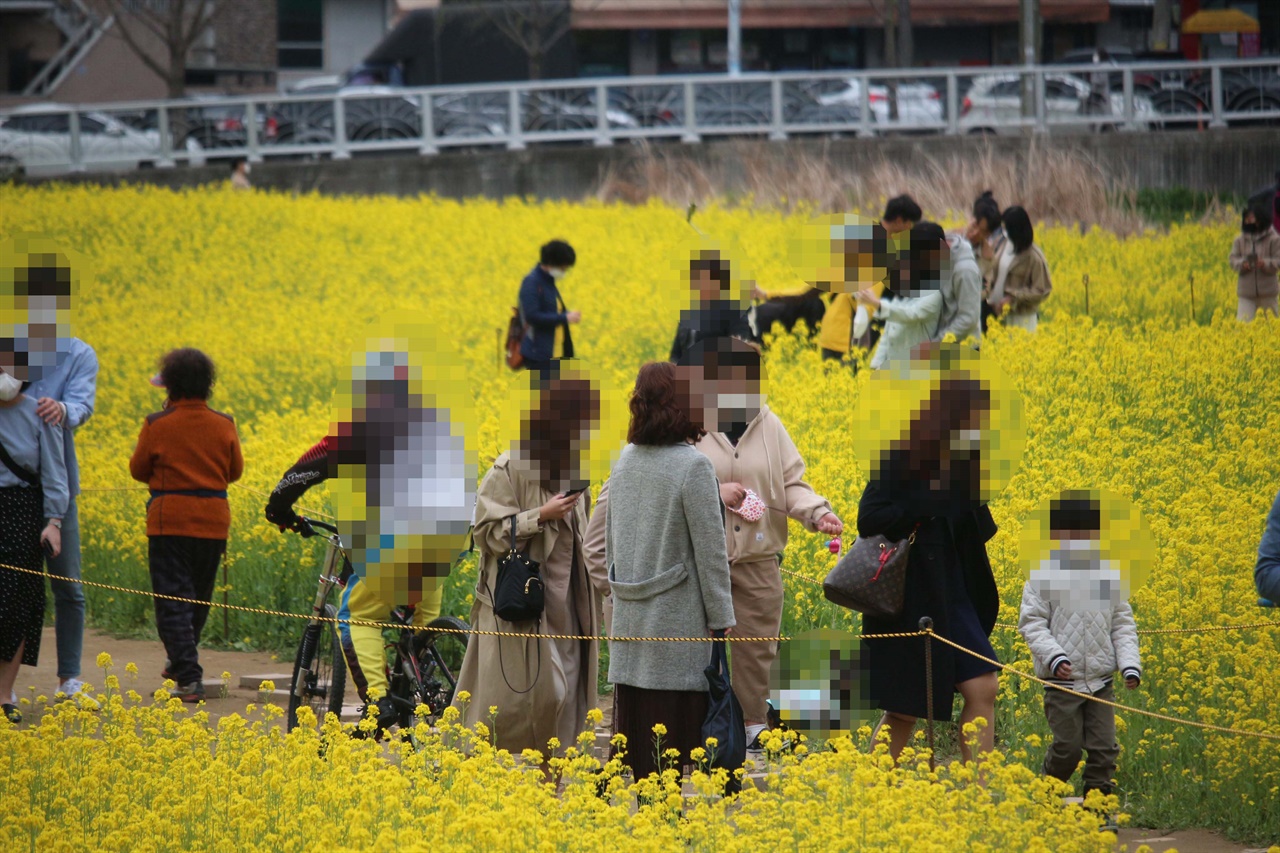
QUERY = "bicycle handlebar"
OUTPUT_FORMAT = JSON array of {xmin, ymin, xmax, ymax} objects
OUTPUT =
[{"xmin": 299, "ymin": 517, "xmax": 338, "ymax": 535}]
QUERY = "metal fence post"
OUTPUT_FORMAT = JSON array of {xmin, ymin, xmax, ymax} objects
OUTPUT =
[
  {"xmin": 507, "ymin": 88, "xmax": 526, "ymax": 151},
  {"xmin": 419, "ymin": 92, "xmax": 437, "ymax": 156},
  {"xmin": 769, "ymin": 77, "xmax": 786, "ymax": 141},
  {"xmin": 1209, "ymin": 65, "xmax": 1227, "ymax": 128},
  {"xmin": 1033, "ymin": 68, "xmax": 1047, "ymax": 134},
  {"xmin": 682, "ymin": 79, "xmax": 699, "ymax": 143},
  {"xmin": 245, "ymin": 99, "xmax": 261, "ymax": 163},
  {"xmin": 332, "ymin": 95, "xmax": 351, "ymax": 160},
  {"xmin": 1121, "ymin": 68, "xmax": 1134, "ymax": 126},
  {"xmin": 68, "ymin": 109, "xmax": 84, "ymax": 172},
  {"xmin": 156, "ymin": 104, "xmax": 175, "ymax": 168},
  {"xmin": 858, "ymin": 71, "xmax": 873, "ymax": 138},
  {"xmin": 594, "ymin": 83, "xmax": 612, "ymax": 147},
  {"xmin": 920, "ymin": 616, "xmax": 935, "ymax": 771},
  {"xmin": 946, "ymin": 73, "xmax": 959, "ymax": 136}
]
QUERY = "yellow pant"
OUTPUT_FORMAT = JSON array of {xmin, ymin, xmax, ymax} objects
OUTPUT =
[{"xmin": 337, "ymin": 577, "xmax": 443, "ymax": 703}]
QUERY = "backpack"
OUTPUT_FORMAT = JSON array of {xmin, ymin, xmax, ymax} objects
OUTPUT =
[{"xmin": 505, "ymin": 306, "xmax": 527, "ymax": 370}]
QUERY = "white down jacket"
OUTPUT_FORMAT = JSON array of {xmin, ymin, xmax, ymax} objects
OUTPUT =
[{"xmin": 1018, "ymin": 541, "xmax": 1141, "ymax": 694}]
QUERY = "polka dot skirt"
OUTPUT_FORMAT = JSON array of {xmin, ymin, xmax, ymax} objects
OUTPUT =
[{"xmin": 0, "ymin": 485, "xmax": 46, "ymax": 666}]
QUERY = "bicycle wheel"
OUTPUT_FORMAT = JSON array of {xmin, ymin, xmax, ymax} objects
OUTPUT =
[
  {"xmin": 286, "ymin": 604, "xmax": 347, "ymax": 732},
  {"xmin": 413, "ymin": 615, "xmax": 470, "ymax": 717}
]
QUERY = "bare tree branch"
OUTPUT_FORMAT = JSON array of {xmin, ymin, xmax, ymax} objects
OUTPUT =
[
  {"xmin": 102, "ymin": 5, "xmax": 171, "ymax": 82},
  {"xmin": 97, "ymin": 0, "xmax": 220, "ymax": 97}
]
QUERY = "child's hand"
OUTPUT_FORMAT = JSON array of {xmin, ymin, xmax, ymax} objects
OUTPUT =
[
  {"xmin": 1054, "ymin": 661, "xmax": 1073, "ymax": 680},
  {"xmin": 1124, "ymin": 676, "xmax": 1139, "ymax": 690}
]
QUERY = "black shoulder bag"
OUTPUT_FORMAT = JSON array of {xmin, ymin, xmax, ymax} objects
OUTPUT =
[
  {"xmin": 492, "ymin": 515, "xmax": 545, "ymax": 622},
  {"xmin": 488, "ymin": 515, "xmax": 545, "ymax": 695}
]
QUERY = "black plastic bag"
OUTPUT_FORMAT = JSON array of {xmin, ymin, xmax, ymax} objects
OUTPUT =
[{"xmin": 701, "ymin": 631, "xmax": 745, "ymax": 793}]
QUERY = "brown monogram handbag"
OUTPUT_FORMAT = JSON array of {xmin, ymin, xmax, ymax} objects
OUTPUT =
[{"xmin": 822, "ymin": 525, "xmax": 919, "ymax": 618}]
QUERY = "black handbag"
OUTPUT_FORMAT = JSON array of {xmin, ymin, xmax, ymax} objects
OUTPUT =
[
  {"xmin": 822, "ymin": 524, "xmax": 919, "ymax": 618},
  {"xmin": 492, "ymin": 515, "xmax": 545, "ymax": 623},
  {"xmin": 701, "ymin": 630, "xmax": 745, "ymax": 790}
]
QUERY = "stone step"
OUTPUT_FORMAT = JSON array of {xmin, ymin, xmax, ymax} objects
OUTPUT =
[{"xmin": 238, "ymin": 672, "xmax": 294, "ymax": 692}]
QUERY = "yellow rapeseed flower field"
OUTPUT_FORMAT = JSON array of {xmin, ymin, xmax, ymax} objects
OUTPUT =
[{"xmin": 1, "ymin": 184, "xmax": 1278, "ymax": 848}]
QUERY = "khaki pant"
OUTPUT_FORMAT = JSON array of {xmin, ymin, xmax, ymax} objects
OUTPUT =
[
  {"xmin": 727, "ymin": 557, "xmax": 783, "ymax": 724},
  {"xmin": 1043, "ymin": 682, "xmax": 1119, "ymax": 794},
  {"xmin": 1239, "ymin": 294, "xmax": 1280, "ymax": 321}
]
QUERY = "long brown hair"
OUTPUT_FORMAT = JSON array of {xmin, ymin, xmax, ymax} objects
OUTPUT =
[
  {"xmin": 889, "ymin": 377, "xmax": 991, "ymax": 488},
  {"xmin": 524, "ymin": 377, "xmax": 599, "ymax": 489}
]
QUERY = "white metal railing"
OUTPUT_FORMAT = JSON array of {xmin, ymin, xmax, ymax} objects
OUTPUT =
[{"xmin": 1, "ymin": 57, "xmax": 1277, "ymax": 176}]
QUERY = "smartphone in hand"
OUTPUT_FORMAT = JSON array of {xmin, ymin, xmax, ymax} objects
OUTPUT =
[
  {"xmin": 562, "ymin": 486, "xmax": 587, "ymax": 498},
  {"xmin": 43, "ymin": 539, "xmax": 56, "ymax": 559}
]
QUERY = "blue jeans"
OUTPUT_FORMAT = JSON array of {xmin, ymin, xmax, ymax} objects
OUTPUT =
[{"xmin": 46, "ymin": 497, "xmax": 85, "ymax": 681}]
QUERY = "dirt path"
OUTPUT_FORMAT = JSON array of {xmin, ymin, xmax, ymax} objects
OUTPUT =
[{"xmin": 16, "ymin": 629, "xmax": 1274, "ymax": 851}]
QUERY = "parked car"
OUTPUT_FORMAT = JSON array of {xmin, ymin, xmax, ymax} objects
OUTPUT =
[
  {"xmin": 959, "ymin": 73, "xmax": 1156, "ymax": 134},
  {"xmin": 0, "ymin": 105, "xmax": 205, "ymax": 176},
  {"xmin": 815, "ymin": 79, "xmax": 944, "ymax": 129}
]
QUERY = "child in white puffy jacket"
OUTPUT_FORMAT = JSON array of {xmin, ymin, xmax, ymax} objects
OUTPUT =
[{"xmin": 1018, "ymin": 493, "xmax": 1141, "ymax": 802}]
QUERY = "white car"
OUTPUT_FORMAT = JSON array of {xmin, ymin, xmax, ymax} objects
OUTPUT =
[
  {"xmin": 959, "ymin": 73, "xmax": 1156, "ymax": 134},
  {"xmin": 0, "ymin": 105, "xmax": 205, "ymax": 176},
  {"xmin": 817, "ymin": 79, "xmax": 944, "ymax": 129}
]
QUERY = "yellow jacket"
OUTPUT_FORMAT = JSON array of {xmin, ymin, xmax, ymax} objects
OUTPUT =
[{"xmin": 817, "ymin": 293, "xmax": 854, "ymax": 353}]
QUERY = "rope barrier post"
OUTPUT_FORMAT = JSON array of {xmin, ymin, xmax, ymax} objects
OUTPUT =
[
  {"xmin": 920, "ymin": 616, "xmax": 935, "ymax": 771},
  {"xmin": 222, "ymin": 559, "xmax": 229, "ymax": 643}
]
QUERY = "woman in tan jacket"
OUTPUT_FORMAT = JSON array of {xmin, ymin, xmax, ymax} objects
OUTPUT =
[
  {"xmin": 453, "ymin": 377, "xmax": 601, "ymax": 756},
  {"xmin": 1229, "ymin": 206, "xmax": 1280, "ymax": 321},
  {"xmin": 987, "ymin": 206, "xmax": 1051, "ymax": 332},
  {"xmin": 685, "ymin": 337, "xmax": 843, "ymax": 748}
]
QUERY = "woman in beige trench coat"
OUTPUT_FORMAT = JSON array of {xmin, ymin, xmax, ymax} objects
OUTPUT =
[{"xmin": 453, "ymin": 378, "xmax": 601, "ymax": 756}]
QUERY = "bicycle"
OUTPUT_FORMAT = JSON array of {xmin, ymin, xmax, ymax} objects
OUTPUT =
[{"xmin": 283, "ymin": 517, "xmax": 470, "ymax": 735}]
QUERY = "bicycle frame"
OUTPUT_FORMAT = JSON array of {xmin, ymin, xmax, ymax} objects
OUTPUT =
[{"xmin": 293, "ymin": 519, "xmax": 349, "ymax": 702}]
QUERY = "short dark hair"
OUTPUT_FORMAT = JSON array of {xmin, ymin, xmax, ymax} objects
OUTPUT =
[
  {"xmin": 972, "ymin": 191, "xmax": 1001, "ymax": 233},
  {"xmin": 1002, "ymin": 206, "xmax": 1035, "ymax": 254},
  {"xmin": 1049, "ymin": 492, "xmax": 1102, "ymax": 534},
  {"xmin": 160, "ymin": 348, "xmax": 216, "ymax": 400},
  {"xmin": 230, "ymin": 159, "xmax": 246, "ymax": 172},
  {"xmin": 628, "ymin": 361, "xmax": 703, "ymax": 446},
  {"xmin": 678, "ymin": 336, "xmax": 761, "ymax": 383},
  {"xmin": 690, "ymin": 249, "xmax": 732, "ymax": 294},
  {"xmin": 18, "ymin": 263, "xmax": 73, "ymax": 298},
  {"xmin": 883, "ymin": 194, "xmax": 922, "ymax": 225},
  {"xmin": 540, "ymin": 239, "xmax": 576, "ymax": 268}
]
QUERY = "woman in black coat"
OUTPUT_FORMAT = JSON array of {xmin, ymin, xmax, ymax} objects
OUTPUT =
[{"xmin": 858, "ymin": 377, "xmax": 1000, "ymax": 762}]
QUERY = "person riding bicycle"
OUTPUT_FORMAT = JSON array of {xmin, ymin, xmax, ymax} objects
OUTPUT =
[{"xmin": 265, "ymin": 350, "xmax": 475, "ymax": 733}]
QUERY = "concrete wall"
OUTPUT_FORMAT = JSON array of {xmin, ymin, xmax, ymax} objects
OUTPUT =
[{"xmin": 23, "ymin": 128, "xmax": 1270, "ymax": 201}]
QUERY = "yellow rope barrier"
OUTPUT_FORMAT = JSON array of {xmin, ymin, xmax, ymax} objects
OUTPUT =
[
  {"xmin": 926, "ymin": 629, "xmax": 1280, "ymax": 743},
  {"xmin": 779, "ymin": 567, "xmax": 1280, "ymax": 637},
  {"xmin": 0, "ymin": 561, "xmax": 923, "ymax": 644}
]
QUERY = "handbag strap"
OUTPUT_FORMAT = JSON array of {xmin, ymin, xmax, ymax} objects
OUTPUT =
[
  {"xmin": 507, "ymin": 514, "xmax": 518, "ymax": 552},
  {"xmin": 0, "ymin": 437, "xmax": 39, "ymax": 487}
]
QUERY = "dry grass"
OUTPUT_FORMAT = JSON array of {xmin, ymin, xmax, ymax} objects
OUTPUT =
[{"xmin": 596, "ymin": 137, "xmax": 1156, "ymax": 232}]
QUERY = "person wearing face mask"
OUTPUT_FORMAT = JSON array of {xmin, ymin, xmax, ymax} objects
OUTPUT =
[
  {"xmin": 0, "ymin": 364, "xmax": 69, "ymax": 724},
  {"xmin": 518, "ymin": 240, "xmax": 579, "ymax": 377},
  {"xmin": 987, "ymin": 206, "xmax": 1051, "ymax": 332},
  {"xmin": 856, "ymin": 222, "xmax": 946, "ymax": 371},
  {"xmin": 453, "ymin": 375, "xmax": 602, "ymax": 757},
  {"xmin": 857, "ymin": 378, "xmax": 1000, "ymax": 763},
  {"xmin": 681, "ymin": 337, "xmax": 842, "ymax": 750},
  {"xmin": 1229, "ymin": 204, "xmax": 1280, "ymax": 321}
]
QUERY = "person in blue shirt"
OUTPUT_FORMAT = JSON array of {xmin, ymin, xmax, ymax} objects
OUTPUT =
[
  {"xmin": 1257, "ymin": 488, "xmax": 1280, "ymax": 607},
  {"xmin": 518, "ymin": 240, "xmax": 579, "ymax": 376},
  {"xmin": 28, "ymin": 337, "xmax": 98, "ymax": 695}
]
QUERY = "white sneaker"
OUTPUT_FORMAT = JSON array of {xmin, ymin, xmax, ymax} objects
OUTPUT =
[
  {"xmin": 745, "ymin": 723, "xmax": 768, "ymax": 750},
  {"xmin": 58, "ymin": 678, "xmax": 87, "ymax": 696}
]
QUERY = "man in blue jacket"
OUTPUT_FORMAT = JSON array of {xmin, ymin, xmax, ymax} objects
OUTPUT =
[
  {"xmin": 1257, "ymin": 488, "xmax": 1280, "ymax": 607},
  {"xmin": 30, "ymin": 336, "xmax": 98, "ymax": 696},
  {"xmin": 518, "ymin": 240, "xmax": 579, "ymax": 375}
]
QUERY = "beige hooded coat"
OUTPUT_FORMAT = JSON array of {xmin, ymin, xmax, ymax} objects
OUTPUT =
[{"xmin": 453, "ymin": 451, "xmax": 599, "ymax": 755}]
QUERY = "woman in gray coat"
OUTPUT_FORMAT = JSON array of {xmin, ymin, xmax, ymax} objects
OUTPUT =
[{"xmin": 606, "ymin": 361, "xmax": 735, "ymax": 779}]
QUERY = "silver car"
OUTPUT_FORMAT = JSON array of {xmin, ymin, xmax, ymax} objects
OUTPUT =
[{"xmin": 0, "ymin": 105, "xmax": 206, "ymax": 176}]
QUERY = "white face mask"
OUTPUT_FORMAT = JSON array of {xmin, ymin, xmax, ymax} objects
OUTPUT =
[
  {"xmin": 547, "ymin": 267, "xmax": 567, "ymax": 281},
  {"xmin": 0, "ymin": 371, "xmax": 22, "ymax": 402},
  {"xmin": 949, "ymin": 429, "xmax": 982, "ymax": 457},
  {"xmin": 244, "ymin": 163, "xmax": 251, "ymax": 175}
]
